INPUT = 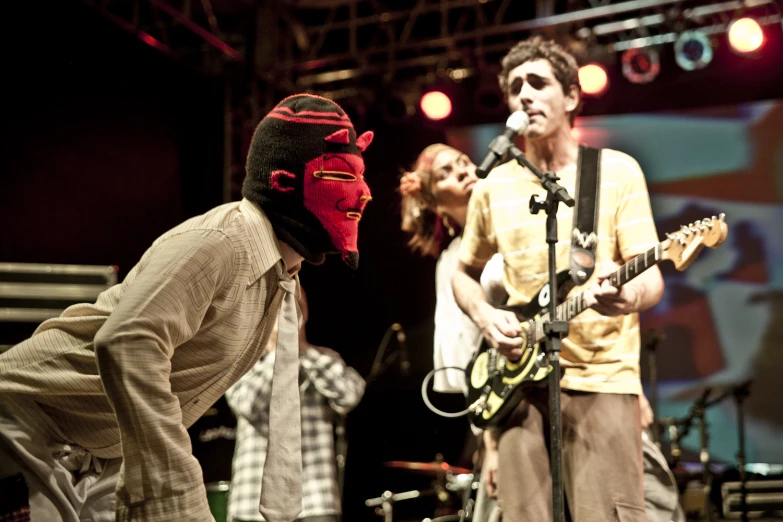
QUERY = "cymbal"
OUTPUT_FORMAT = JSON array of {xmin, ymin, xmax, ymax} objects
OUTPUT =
[
  {"xmin": 668, "ymin": 377, "xmax": 752, "ymax": 401},
  {"xmin": 384, "ymin": 460, "xmax": 471, "ymax": 475}
]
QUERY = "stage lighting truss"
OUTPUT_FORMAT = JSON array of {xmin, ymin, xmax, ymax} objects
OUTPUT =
[
  {"xmin": 608, "ymin": 2, "xmax": 780, "ymax": 54},
  {"xmin": 621, "ymin": 47, "xmax": 661, "ymax": 83},
  {"xmin": 86, "ymin": 0, "xmax": 783, "ymax": 104},
  {"xmin": 83, "ymin": 0, "xmax": 783, "ymax": 199},
  {"xmin": 279, "ymin": 0, "xmax": 780, "ymax": 98}
]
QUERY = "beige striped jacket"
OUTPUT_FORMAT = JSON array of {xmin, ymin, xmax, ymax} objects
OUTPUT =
[{"xmin": 0, "ymin": 198, "xmax": 291, "ymax": 521}]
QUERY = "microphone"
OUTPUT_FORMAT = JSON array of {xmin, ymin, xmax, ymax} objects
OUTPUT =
[
  {"xmin": 392, "ymin": 323, "xmax": 410, "ymax": 375},
  {"xmin": 476, "ymin": 110, "xmax": 530, "ymax": 177}
]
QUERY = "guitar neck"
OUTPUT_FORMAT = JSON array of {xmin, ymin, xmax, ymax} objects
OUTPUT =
[{"xmin": 533, "ymin": 242, "xmax": 662, "ymax": 341}]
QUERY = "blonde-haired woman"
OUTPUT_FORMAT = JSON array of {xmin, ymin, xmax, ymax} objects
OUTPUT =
[
  {"xmin": 400, "ymin": 143, "xmax": 486, "ymax": 392},
  {"xmin": 400, "ymin": 143, "xmax": 503, "ymax": 522}
]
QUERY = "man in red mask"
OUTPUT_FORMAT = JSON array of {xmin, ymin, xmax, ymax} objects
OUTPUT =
[{"xmin": 0, "ymin": 94, "xmax": 372, "ymax": 522}]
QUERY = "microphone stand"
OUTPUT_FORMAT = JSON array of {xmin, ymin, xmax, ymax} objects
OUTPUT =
[
  {"xmin": 366, "ymin": 324, "xmax": 404, "ymax": 387},
  {"xmin": 732, "ymin": 381, "xmax": 752, "ymax": 522},
  {"xmin": 508, "ymin": 144, "xmax": 574, "ymax": 522},
  {"xmin": 666, "ymin": 386, "xmax": 732, "ymax": 521},
  {"xmin": 366, "ymin": 488, "xmax": 436, "ymax": 522},
  {"xmin": 356, "ymin": 324, "xmax": 406, "ymax": 515},
  {"xmin": 698, "ymin": 394, "xmax": 713, "ymax": 522},
  {"xmin": 643, "ymin": 330, "xmax": 665, "ymax": 444}
]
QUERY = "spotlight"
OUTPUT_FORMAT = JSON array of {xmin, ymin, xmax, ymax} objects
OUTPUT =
[
  {"xmin": 674, "ymin": 30, "xmax": 713, "ymax": 71},
  {"xmin": 728, "ymin": 17, "xmax": 764, "ymax": 53},
  {"xmin": 621, "ymin": 47, "xmax": 660, "ymax": 84},
  {"xmin": 578, "ymin": 63, "xmax": 609, "ymax": 96},
  {"xmin": 420, "ymin": 91, "xmax": 452, "ymax": 121}
]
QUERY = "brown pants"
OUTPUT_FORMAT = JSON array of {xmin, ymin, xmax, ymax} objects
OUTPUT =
[{"xmin": 496, "ymin": 388, "xmax": 647, "ymax": 522}]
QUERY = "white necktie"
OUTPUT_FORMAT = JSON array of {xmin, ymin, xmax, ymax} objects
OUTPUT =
[{"xmin": 259, "ymin": 267, "xmax": 302, "ymax": 522}]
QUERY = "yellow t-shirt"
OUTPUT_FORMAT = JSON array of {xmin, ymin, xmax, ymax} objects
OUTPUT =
[{"xmin": 458, "ymin": 148, "xmax": 659, "ymax": 394}]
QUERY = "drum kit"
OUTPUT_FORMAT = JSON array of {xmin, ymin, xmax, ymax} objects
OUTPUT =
[
  {"xmin": 206, "ymin": 481, "xmax": 230, "ymax": 522},
  {"xmin": 364, "ymin": 455, "xmax": 481, "ymax": 522}
]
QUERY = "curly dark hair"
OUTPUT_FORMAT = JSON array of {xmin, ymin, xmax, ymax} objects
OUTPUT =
[{"xmin": 498, "ymin": 36, "xmax": 583, "ymax": 124}]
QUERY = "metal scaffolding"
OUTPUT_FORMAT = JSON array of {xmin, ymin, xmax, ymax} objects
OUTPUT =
[
  {"xmin": 84, "ymin": 0, "xmax": 782, "ymax": 95},
  {"xmin": 82, "ymin": 0, "xmax": 782, "ymax": 200}
]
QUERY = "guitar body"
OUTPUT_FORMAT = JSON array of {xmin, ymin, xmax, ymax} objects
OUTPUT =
[
  {"xmin": 461, "ymin": 214, "xmax": 728, "ymax": 430},
  {"xmin": 465, "ymin": 270, "xmax": 573, "ymax": 429}
]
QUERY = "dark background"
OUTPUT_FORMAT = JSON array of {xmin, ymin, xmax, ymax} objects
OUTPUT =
[{"xmin": 2, "ymin": 2, "xmax": 782, "ymax": 521}]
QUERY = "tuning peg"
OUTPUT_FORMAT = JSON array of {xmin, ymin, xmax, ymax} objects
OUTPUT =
[
  {"xmin": 719, "ymin": 213, "xmax": 725, "ymax": 221},
  {"xmin": 681, "ymin": 225, "xmax": 691, "ymax": 236}
]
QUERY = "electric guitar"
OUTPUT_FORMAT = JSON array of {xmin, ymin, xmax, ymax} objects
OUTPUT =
[{"xmin": 464, "ymin": 215, "xmax": 729, "ymax": 429}]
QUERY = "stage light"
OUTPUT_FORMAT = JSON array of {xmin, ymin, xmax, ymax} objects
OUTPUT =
[
  {"xmin": 420, "ymin": 91, "xmax": 452, "ymax": 121},
  {"xmin": 621, "ymin": 47, "xmax": 660, "ymax": 84},
  {"xmin": 674, "ymin": 30, "xmax": 713, "ymax": 71},
  {"xmin": 578, "ymin": 63, "xmax": 609, "ymax": 96},
  {"xmin": 728, "ymin": 17, "xmax": 764, "ymax": 53}
]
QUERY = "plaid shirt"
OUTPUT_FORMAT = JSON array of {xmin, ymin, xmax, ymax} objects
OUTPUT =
[{"xmin": 225, "ymin": 345, "xmax": 365, "ymax": 521}]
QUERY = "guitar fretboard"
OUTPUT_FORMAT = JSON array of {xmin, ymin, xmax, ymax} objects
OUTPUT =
[{"xmin": 533, "ymin": 243, "xmax": 660, "ymax": 341}]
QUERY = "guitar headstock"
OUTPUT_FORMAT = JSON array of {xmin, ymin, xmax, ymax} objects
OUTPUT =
[{"xmin": 661, "ymin": 214, "xmax": 728, "ymax": 271}]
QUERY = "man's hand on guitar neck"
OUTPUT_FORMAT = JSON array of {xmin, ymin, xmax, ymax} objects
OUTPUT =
[
  {"xmin": 583, "ymin": 265, "xmax": 664, "ymax": 317},
  {"xmin": 476, "ymin": 302, "xmax": 524, "ymax": 359},
  {"xmin": 583, "ymin": 276, "xmax": 641, "ymax": 316}
]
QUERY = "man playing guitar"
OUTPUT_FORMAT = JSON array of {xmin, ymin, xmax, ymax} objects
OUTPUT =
[{"xmin": 452, "ymin": 36, "xmax": 665, "ymax": 522}]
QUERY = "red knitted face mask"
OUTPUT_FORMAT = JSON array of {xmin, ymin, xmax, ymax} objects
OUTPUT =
[{"xmin": 302, "ymin": 151, "xmax": 372, "ymax": 268}]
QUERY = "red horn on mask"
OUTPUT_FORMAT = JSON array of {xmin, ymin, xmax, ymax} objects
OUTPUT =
[
  {"xmin": 356, "ymin": 131, "xmax": 374, "ymax": 152},
  {"xmin": 325, "ymin": 129, "xmax": 350, "ymax": 144}
]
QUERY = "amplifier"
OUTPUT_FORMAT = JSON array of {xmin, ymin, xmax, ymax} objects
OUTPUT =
[
  {"xmin": 722, "ymin": 480, "xmax": 783, "ymax": 519},
  {"xmin": 0, "ymin": 262, "xmax": 117, "ymax": 323}
]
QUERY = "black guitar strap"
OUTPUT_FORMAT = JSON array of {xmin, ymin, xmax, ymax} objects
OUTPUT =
[{"xmin": 569, "ymin": 145, "xmax": 601, "ymax": 286}]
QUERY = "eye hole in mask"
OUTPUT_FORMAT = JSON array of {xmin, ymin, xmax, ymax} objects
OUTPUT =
[{"xmin": 314, "ymin": 169, "xmax": 357, "ymax": 182}]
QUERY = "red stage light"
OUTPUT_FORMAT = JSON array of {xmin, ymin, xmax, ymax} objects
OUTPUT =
[
  {"xmin": 578, "ymin": 64, "xmax": 609, "ymax": 96},
  {"xmin": 621, "ymin": 48, "xmax": 660, "ymax": 84},
  {"xmin": 420, "ymin": 91, "xmax": 452, "ymax": 120},
  {"xmin": 728, "ymin": 17, "xmax": 764, "ymax": 53}
]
